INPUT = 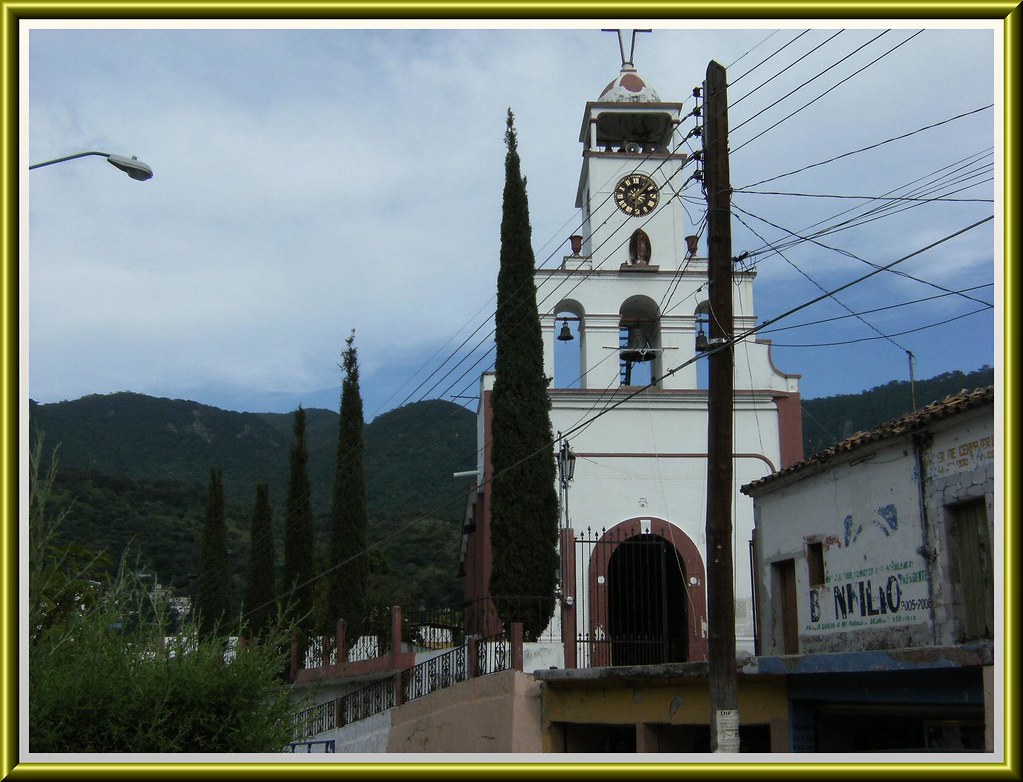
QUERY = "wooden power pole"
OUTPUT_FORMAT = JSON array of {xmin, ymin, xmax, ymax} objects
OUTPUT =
[{"xmin": 703, "ymin": 59, "xmax": 739, "ymax": 753}]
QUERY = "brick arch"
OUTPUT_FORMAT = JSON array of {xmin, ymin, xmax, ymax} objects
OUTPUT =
[{"xmin": 587, "ymin": 517, "xmax": 708, "ymax": 664}]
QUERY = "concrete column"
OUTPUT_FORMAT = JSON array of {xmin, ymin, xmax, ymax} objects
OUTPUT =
[
  {"xmin": 335, "ymin": 618, "xmax": 347, "ymax": 668},
  {"xmin": 636, "ymin": 722, "xmax": 658, "ymax": 752},
  {"xmin": 511, "ymin": 622, "xmax": 524, "ymax": 671},
  {"xmin": 560, "ymin": 527, "xmax": 577, "ymax": 669}
]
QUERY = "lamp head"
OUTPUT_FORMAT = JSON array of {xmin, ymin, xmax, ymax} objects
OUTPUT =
[{"xmin": 106, "ymin": 154, "xmax": 154, "ymax": 181}]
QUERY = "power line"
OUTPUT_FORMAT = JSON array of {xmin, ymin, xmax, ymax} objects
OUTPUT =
[
  {"xmin": 766, "ymin": 306, "xmax": 992, "ymax": 347},
  {"xmin": 728, "ymin": 29, "xmax": 814, "ymax": 87},
  {"xmin": 731, "ymin": 207, "xmax": 913, "ymax": 357},
  {"xmin": 733, "ymin": 203, "xmax": 994, "ymax": 310},
  {"xmin": 729, "ymin": 29, "xmax": 842, "ymax": 109},
  {"xmin": 234, "ymin": 215, "xmax": 996, "ymax": 627},
  {"xmin": 732, "ymin": 30, "xmax": 924, "ymax": 155},
  {"xmin": 758, "ymin": 282, "xmax": 993, "ymax": 334},
  {"xmin": 737, "ymin": 190, "xmax": 992, "ymax": 203},
  {"xmin": 742, "ymin": 104, "xmax": 994, "ymax": 190}
]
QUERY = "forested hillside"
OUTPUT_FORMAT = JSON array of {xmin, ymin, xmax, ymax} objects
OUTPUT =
[
  {"xmin": 28, "ymin": 365, "xmax": 994, "ymax": 612},
  {"xmin": 799, "ymin": 366, "xmax": 994, "ymax": 457},
  {"xmin": 30, "ymin": 394, "xmax": 476, "ymax": 609}
]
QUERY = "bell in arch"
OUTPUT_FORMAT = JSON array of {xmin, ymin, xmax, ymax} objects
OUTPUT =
[
  {"xmin": 557, "ymin": 319, "xmax": 574, "ymax": 342},
  {"xmin": 620, "ymin": 323, "xmax": 654, "ymax": 363}
]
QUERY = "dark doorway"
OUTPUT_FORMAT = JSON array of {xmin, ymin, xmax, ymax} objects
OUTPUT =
[
  {"xmin": 607, "ymin": 534, "xmax": 687, "ymax": 665},
  {"xmin": 948, "ymin": 498, "xmax": 993, "ymax": 640}
]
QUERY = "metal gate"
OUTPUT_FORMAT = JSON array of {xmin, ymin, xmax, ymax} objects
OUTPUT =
[{"xmin": 574, "ymin": 528, "xmax": 689, "ymax": 668}]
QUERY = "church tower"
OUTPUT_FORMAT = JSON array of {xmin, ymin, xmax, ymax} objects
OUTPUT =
[
  {"xmin": 462, "ymin": 32, "xmax": 803, "ymax": 663},
  {"xmin": 538, "ymin": 32, "xmax": 803, "ymax": 662}
]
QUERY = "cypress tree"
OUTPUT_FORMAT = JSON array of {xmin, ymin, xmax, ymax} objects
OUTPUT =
[
  {"xmin": 327, "ymin": 331, "xmax": 369, "ymax": 641},
  {"xmin": 244, "ymin": 481, "xmax": 276, "ymax": 641},
  {"xmin": 488, "ymin": 109, "xmax": 560, "ymax": 639},
  {"xmin": 196, "ymin": 467, "xmax": 230, "ymax": 639},
  {"xmin": 282, "ymin": 408, "xmax": 315, "ymax": 638}
]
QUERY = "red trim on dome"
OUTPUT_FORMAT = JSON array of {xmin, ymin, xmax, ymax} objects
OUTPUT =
[{"xmin": 620, "ymin": 73, "xmax": 646, "ymax": 92}]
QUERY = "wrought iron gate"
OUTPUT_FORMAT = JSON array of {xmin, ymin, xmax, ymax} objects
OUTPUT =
[{"xmin": 575, "ymin": 528, "xmax": 689, "ymax": 668}]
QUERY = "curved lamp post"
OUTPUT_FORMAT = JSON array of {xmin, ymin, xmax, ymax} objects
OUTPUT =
[{"xmin": 29, "ymin": 151, "xmax": 154, "ymax": 181}]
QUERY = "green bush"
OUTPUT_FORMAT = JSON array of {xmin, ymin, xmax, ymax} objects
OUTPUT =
[{"xmin": 29, "ymin": 436, "xmax": 304, "ymax": 754}]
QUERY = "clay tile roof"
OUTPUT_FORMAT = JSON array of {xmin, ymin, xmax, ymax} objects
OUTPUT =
[{"xmin": 741, "ymin": 386, "xmax": 995, "ymax": 494}]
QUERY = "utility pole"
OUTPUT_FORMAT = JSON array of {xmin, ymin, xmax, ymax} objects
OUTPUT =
[{"xmin": 703, "ymin": 59, "xmax": 739, "ymax": 754}]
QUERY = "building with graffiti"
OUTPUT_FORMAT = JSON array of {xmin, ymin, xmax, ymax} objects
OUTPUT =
[{"xmin": 742, "ymin": 386, "xmax": 995, "ymax": 751}]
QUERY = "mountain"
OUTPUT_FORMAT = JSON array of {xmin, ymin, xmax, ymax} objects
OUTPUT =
[
  {"xmin": 27, "ymin": 365, "xmax": 995, "ymax": 610},
  {"xmin": 799, "ymin": 366, "xmax": 994, "ymax": 457},
  {"xmin": 29, "ymin": 393, "xmax": 477, "ymax": 608},
  {"xmin": 29, "ymin": 392, "xmax": 476, "ymax": 520}
]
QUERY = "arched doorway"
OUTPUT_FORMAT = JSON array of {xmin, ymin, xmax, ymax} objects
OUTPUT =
[
  {"xmin": 581, "ymin": 518, "xmax": 708, "ymax": 666},
  {"xmin": 607, "ymin": 533, "xmax": 687, "ymax": 665}
]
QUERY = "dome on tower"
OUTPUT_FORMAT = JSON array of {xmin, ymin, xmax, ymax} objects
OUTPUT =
[{"xmin": 598, "ymin": 64, "xmax": 661, "ymax": 102}]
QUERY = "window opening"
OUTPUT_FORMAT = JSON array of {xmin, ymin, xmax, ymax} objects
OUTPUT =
[{"xmin": 807, "ymin": 542, "xmax": 825, "ymax": 587}]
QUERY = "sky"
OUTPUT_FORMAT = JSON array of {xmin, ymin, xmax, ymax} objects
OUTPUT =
[{"xmin": 23, "ymin": 19, "xmax": 1001, "ymax": 423}]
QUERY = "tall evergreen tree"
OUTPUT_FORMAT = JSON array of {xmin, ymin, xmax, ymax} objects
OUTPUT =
[
  {"xmin": 196, "ymin": 467, "xmax": 230, "ymax": 638},
  {"xmin": 244, "ymin": 481, "xmax": 276, "ymax": 640},
  {"xmin": 327, "ymin": 331, "xmax": 369, "ymax": 641},
  {"xmin": 488, "ymin": 109, "xmax": 560, "ymax": 639},
  {"xmin": 282, "ymin": 407, "xmax": 315, "ymax": 639}
]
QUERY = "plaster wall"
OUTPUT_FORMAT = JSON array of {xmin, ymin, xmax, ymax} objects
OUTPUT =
[
  {"xmin": 550, "ymin": 391, "xmax": 783, "ymax": 654},
  {"xmin": 326, "ymin": 711, "xmax": 392, "ymax": 754},
  {"xmin": 580, "ymin": 154, "xmax": 687, "ymax": 270},
  {"xmin": 540, "ymin": 269, "xmax": 795, "ymax": 395},
  {"xmin": 540, "ymin": 677, "xmax": 789, "ymax": 752},
  {"xmin": 386, "ymin": 670, "xmax": 543, "ymax": 753},
  {"xmin": 921, "ymin": 413, "xmax": 996, "ymax": 644},
  {"xmin": 755, "ymin": 439, "xmax": 931, "ymax": 654},
  {"xmin": 752, "ymin": 406, "xmax": 994, "ymax": 655}
]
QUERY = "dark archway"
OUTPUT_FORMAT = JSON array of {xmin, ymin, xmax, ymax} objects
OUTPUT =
[
  {"xmin": 583, "ymin": 518, "xmax": 708, "ymax": 666},
  {"xmin": 607, "ymin": 534, "xmax": 688, "ymax": 665}
]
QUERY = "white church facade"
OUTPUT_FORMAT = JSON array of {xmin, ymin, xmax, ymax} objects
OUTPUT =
[{"xmin": 461, "ymin": 39, "xmax": 803, "ymax": 663}]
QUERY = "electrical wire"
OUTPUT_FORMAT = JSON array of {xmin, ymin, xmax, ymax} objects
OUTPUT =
[
  {"xmin": 732, "ymin": 30, "xmax": 924, "ymax": 155},
  {"xmin": 741, "ymin": 105, "xmax": 994, "ymax": 190}
]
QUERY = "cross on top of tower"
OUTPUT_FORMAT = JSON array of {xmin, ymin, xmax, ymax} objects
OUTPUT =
[{"xmin": 602, "ymin": 28, "xmax": 651, "ymax": 67}]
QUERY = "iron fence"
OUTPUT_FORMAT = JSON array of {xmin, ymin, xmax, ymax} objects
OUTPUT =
[
  {"xmin": 400, "ymin": 644, "xmax": 469, "ymax": 703},
  {"xmin": 574, "ymin": 527, "xmax": 691, "ymax": 667},
  {"xmin": 291, "ymin": 598, "xmax": 531, "ymax": 735},
  {"xmin": 339, "ymin": 677, "xmax": 397, "ymax": 726},
  {"xmin": 286, "ymin": 739, "xmax": 336, "ymax": 752},
  {"xmin": 403, "ymin": 596, "xmax": 559, "ymax": 647},
  {"xmin": 302, "ymin": 635, "xmax": 337, "ymax": 670},
  {"xmin": 293, "ymin": 699, "xmax": 336, "ymax": 738},
  {"xmin": 475, "ymin": 633, "xmax": 509, "ymax": 676}
]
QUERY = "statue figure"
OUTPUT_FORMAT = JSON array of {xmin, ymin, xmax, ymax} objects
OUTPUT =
[{"xmin": 629, "ymin": 229, "xmax": 652, "ymax": 265}]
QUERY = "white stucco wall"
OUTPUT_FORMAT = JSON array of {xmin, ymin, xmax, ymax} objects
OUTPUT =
[
  {"xmin": 751, "ymin": 403, "xmax": 994, "ymax": 655},
  {"xmin": 550, "ymin": 388, "xmax": 783, "ymax": 655}
]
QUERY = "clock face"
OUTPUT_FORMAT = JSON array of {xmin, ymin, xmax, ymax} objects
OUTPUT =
[{"xmin": 614, "ymin": 173, "xmax": 660, "ymax": 217}]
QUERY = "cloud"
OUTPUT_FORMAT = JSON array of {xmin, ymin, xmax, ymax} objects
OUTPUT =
[{"xmin": 25, "ymin": 23, "xmax": 999, "ymax": 414}]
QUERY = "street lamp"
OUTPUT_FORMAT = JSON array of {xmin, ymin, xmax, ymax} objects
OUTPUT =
[
  {"xmin": 557, "ymin": 435, "xmax": 576, "ymax": 525},
  {"xmin": 29, "ymin": 151, "xmax": 154, "ymax": 181}
]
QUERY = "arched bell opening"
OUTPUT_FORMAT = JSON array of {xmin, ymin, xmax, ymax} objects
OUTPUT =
[
  {"xmin": 694, "ymin": 301, "xmax": 711, "ymax": 391},
  {"xmin": 619, "ymin": 296, "xmax": 660, "ymax": 388},
  {"xmin": 553, "ymin": 301, "xmax": 585, "ymax": 389}
]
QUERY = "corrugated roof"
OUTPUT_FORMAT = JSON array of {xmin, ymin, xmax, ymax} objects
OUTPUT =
[{"xmin": 741, "ymin": 386, "xmax": 994, "ymax": 494}]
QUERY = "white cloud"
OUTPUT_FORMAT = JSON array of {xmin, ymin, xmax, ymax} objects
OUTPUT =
[{"xmin": 25, "ymin": 22, "xmax": 1000, "ymax": 414}]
